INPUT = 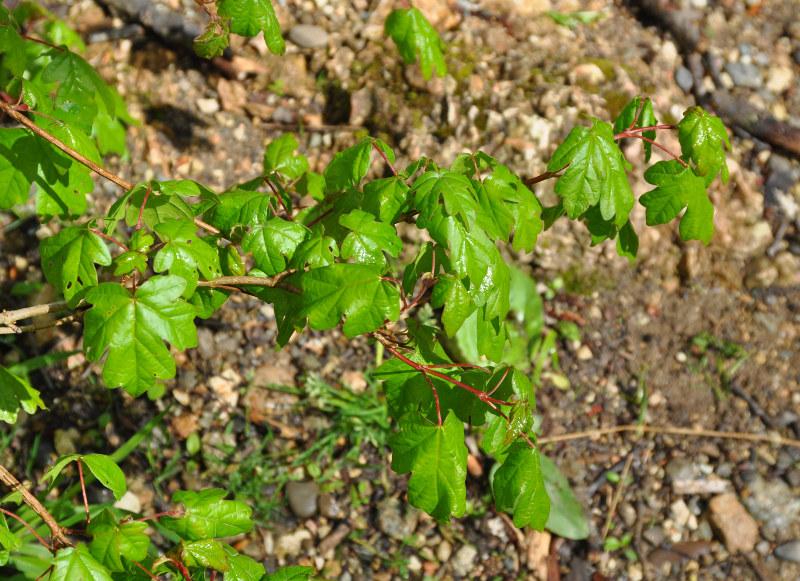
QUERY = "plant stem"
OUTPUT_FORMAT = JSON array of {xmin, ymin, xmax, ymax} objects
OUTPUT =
[
  {"xmin": 0, "ymin": 508, "xmax": 52, "ymax": 551},
  {"xmin": 0, "ymin": 100, "xmax": 135, "ymax": 191},
  {"xmin": 522, "ymin": 163, "xmax": 569, "ymax": 186},
  {"xmin": 77, "ymin": 460, "xmax": 91, "ymax": 523},
  {"xmin": 0, "ymin": 465, "xmax": 71, "ymax": 550},
  {"xmin": 372, "ymin": 140, "xmax": 397, "ymax": 175}
]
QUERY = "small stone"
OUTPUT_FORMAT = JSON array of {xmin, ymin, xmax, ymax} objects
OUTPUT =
[
  {"xmin": 406, "ymin": 555, "xmax": 422, "ymax": 574},
  {"xmin": 451, "ymin": 544, "xmax": 478, "ymax": 577},
  {"xmin": 437, "ymin": 540, "xmax": 452, "ymax": 562},
  {"xmin": 208, "ymin": 375, "xmax": 239, "ymax": 408},
  {"xmin": 275, "ymin": 528, "xmax": 313, "ymax": 559},
  {"xmin": 378, "ymin": 497, "xmax": 418, "ymax": 541},
  {"xmin": 196, "ymin": 98, "xmax": 220, "ymax": 114},
  {"xmin": 744, "ymin": 256, "xmax": 778, "ymax": 289},
  {"xmin": 708, "ymin": 493, "xmax": 759, "ymax": 553},
  {"xmin": 675, "ymin": 66, "xmax": 694, "ymax": 92},
  {"xmin": 485, "ymin": 516, "xmax": 507, "ymax": 539},
  {"xmin": 114, "ymin": 490, "xmax": 142, "ymax": 514},
  {"xmin": 775, "ymin": 540, "xmax": 800, "ymax": 563},
  {"xmin": 285, "ymin": 481, "xmax": 319, "ymax": 519},
  {"xmin": 671, "ymin": 499, "xmax": 691, "ymax": 528},
  {"xmin": 571, "ymin": 63, "xmax": 606, "ymax": 86},
  {"xmin": 766, "ymin": 65, "xmax": 794, "ymax": 93},
  {"xmin": 576, "ymin": 344, "xmax": 593, "ymax": 361},
  {"xmin": 742, "ymin": 474, "xmax": 800, "ymax": 539},
  {"xmin": 619, "ymin": 502, "xmax": 637, "ymax": 527},
  {"xmin": 54, "ymin": 428, "xmax": 80, "ymax": 457},
  {"xmin": 288, "ymin": 24, "xmax": 329, "ymax": 48},
  {"xmin": 318, "ymin": 493, "xmax": 343, "ymax": 519},
  {"xmin": 724, "ymin": 62, "xmax": 762, "ymax": 89}
]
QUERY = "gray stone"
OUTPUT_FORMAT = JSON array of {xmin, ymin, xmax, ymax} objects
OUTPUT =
[
  {"xmin": 288, "ymin": 24, "xmax": 329, "ymax": 49},
  {"xmin": 377, "ymin": 497, "xmax": 418, "ymax": 541},
  {"xmin": 285, "ymin": 481, "xmax": 319, "ymax": 519},
  {"xmin": 775, "ymin": 540, "xmax": 800, "ymax": 563},
  {"xmin": 318, "ymin": 492, "xmax": 343, "ymax": 519},
  {"xmin": 724, "ymin": 62, "xmax": 762, "ymax": 89},
  {"xmin": 675, "ymin": 66, "xmax": 694, "ymax": 92},
  {"xmin": 742, "ymin": 475, "xmax": 800, "ymax": 540},
  {"xmin": 451, "ymin": 544, "xmax": 478, "ymax": 577}
]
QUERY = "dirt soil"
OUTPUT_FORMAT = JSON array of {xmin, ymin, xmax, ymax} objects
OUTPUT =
[{"xmin": 2, "ymin": 0, "xmax": 800, "ymax": 580}]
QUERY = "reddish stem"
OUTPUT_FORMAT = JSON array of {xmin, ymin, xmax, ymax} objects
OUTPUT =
[
  {"xmin": 34, "ymin": 566, "xmax": 55, "ymax": 581},
  {"xmin": 135, "ymin": 510, "xmax": 184, "ymax": 522},
  {"xmin": 306, "ymin": 207, "xmax": 334, "ymax": 228},
  {"xmin": 0, "ymin": 508, "xmax": 52, "ymax": 551},
  {"xmin": 629, "ymin": 135, "xmax": 688, "ymax": 167},
  {"xmin": 469, "ymin": 153, "xmax": 482, "ymax": 183},
  {"xmin": 265, "ymin": 179, "xmax": 294, "ymax": 221},
  {"xmin": 20, "ymin": 34, "xmax": 63, "ymax": 51},
  {"xmin": 422, "ymin": 372, "xmax": 443, "ymax": 425},
  {"xmin": 522, "ymin": 163, "xmax": 569, "ymax": 186},
  {"xmin": 372, "ymin": 141, "xmax": 397, "ymax": 176},
  {"xmin": 172, "ymin": 557, "xmax": 192, "ymax": 581},
  {"xmin": 615, "ymin": 125, "xmax": 675, "ymax": 138},
  {"xmin": 137, "ymin": 186, "xmax": 151, "ymax": 230},
  {"xmin": 77, "ymin": 460, "xmax": 90, "ymax": 523},
  {"xmin": 133, "ymin": 561, "xmax": 160, "ymax": 581},
  {"xmin": 486, "ymin": 366, "xmax": 510, "ymax": 395},
  {"xmin": 90, "ymin": 229, "xmax": 130, "ymax": 252},
  {"xmin": 426, "ymin": 363, "xmax": 491, "ymax": 373}
]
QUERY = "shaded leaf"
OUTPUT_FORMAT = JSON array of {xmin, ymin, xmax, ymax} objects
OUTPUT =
[
  {"xmin": 540, "ymin": 455, "xmax": 590, "ymax": 540},
  {"xmin": 218, "ymin": 0, "xmax": 285, "ymax": 54},
  {"xmin": 0, "ymin": 366, "xmax": 46, "ymax": 424},
  {"xmin": 385, "ymin": 8, "xmax": 447, "ymax": 80}
]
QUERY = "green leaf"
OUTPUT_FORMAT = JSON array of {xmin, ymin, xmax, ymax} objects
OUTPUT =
[
  {"xmin": 389, "ymin": 411, "xmax": 467, "ymax": 522},
  {"xmin": 361, "ymin": 176, "xmax": 410, "ymax": 224},
  {"xmin": 162, "ymin": 489, "xmax": 253, "ymax": 541},
  {"xmin": 616, "ymin": 220, "xmax": 638, "ymax": 262},
  {"xmin": 245, "ymin": 273, "xmax": 305, "ymax": 347},
  {"xmin": 339, "ymin": 209, "xmax": 402, "ymax": 267},
  {"xmin": 640, "ymin": 159, "xmax": 714, "ymax": 244},
  {"xmin": 40, "ymin": 454, "xmax": 81, "ymax": 488},
  {"xmin": 540, "ymin": 455, "xmax": 590, "ymax": 540},
  {"xmin": 323, "ymin": 138, "xmax": 393, "ymax": 193},
  {"xmin": 493, "ymin": 445, "xmax": 550, "ymax": 530},
  {"xmin": 87, "ymin": 509, "xmax": 149, "ymax": 572},
  {"xmin": 51, "ymin": 545, "xmax": 113, "ymax": 581},
  {"xmin": 401, "ymin": 242, "xmax": 447, "ymax": 297},
  {"xmin": 153, "ymin": 218, "xmax": 222, "ymax": 297},
  {"xmin": 677, "ymin": 106, "xmax": 730, "ymax": 185},
  {"xmin": 265, "ymin": 566, "xmax": 316, "ymax": 581},
  {"xmin": 182, "ymin": 539, "xmax": 229, "ymax": 571},
  {"xmin": 547, "ymin": 118, "xmax": 634, "ymax": 228},
  {"xmin": 218, "ymin": 0, "xmax": 285, "ymax": 54},
  {"xmin": 0, "ymin": 24, "xmax": 27, "ymax": 76},
  {"xmin": 42, "ymin": 49, "xmax": 115, "ymax": 131},
  {"xmin": 194, "ymin": 21, "xmax": 230, "ymax": 59},
  {"xmin": 263, "ymin": 133, "xmax": 309, "ymax": 182},
  {"xmin": 0, "ymin": 511, "xmax": 22, "ymax": 554},
  {"xmin": 295, "ymin": 171, "xmax": 325, "ymax": 202},
  {"xmin": 385, "ymin": 8, "xmax": 447, "ymax": 80},
  {"xmin": 241, "ymin": 218, "xmax": 308, "ymax": 276},
  {"xmin": 83, "ymin": 276, "xmax": 198, "ymax": 396},
  {"xmin": 40, "ymin": 226, "xmax": 112, "ymax": 308},
  {"xmin": 81, "ymin": 454, "xmax": 126, "ymax": 500},
  {"xmin": 204, "ymin": 189, "xmax": 275, "ymax": 241},
  {"xmin": 411, "ymin": 170, "xmax": 479, "ymax": 229},
  {"xmin": 431, "ymin": 273, "xmax": 471, "ymax": 337},
  {"xmin": 188, "ymin": 287, "xmax": 231, "ymax": 320},
  {"xmin": 221, "ymin": 543, "xmax": 265, "ymax": 581},
  {"xmin": 476, "ymin": 175, "xmax": 516, "ymax": 242},
  {"xmin": 291, "ymin": 233, "xmax": 339, "ymax": 269},
  {"xmin": 613, "ymin": 96, "xmax": 657, "ymax": 162},
  {"xmin": 0, "ymin": 129, "xmax": 32, "ymax": 208},
  {"xmin": 300, "ymin": 263, "xmax": 399, "ymax": 337},
  {"xmin": 125, "ymin": 187, "xmax": 195, "ymax": 229},
  {"xmin": 0, "ymin": 366, "xmax": 46, "ymax": 424}
]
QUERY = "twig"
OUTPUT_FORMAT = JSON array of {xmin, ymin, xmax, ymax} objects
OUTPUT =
[
  {"xmin": 0, "ymin": 465, "xmax": 72, "ymax": 550},
  {"xmin": 538, "ymin": 424, "xmax": 800, "ymax": 448},
  {"xmin": 601, "ymin": 452, "xmax": 635, "ymax": 540},
  {"xmin": 0, "ymin": 300, "xmax": 85, "ymax": 325},
  {"xmin": 0, "ymin": 312, "xmax": 86, "ymax": 335},
  {"xmin": 0, "ymin": 100, "xmax": 134, "ymax": 191}
]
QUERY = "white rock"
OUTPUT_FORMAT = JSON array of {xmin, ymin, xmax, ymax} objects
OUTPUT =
[
  {"xmin": 452, "ymin": 544, "xmax": 478, "ymax": 577},
  {"xmin": 275, "ymin": 528, "xmax": 313, "ymax": 559},
  {"xmin": 196, "ymin": 98, "xmax": 220, "ymax": 114},
  {"xmin": 114, "ymin": 490, "xmax": 142, "ymax": 514},
  {"xmin": 766, "ymin": 65, "xmax": 794, "ymax": 93}
]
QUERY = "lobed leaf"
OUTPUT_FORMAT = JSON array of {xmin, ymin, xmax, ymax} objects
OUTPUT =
[
  {"xmin": 241, "ymin": 218, "xmax": 308, "ymax": 276},
  {"xmin": 51, "ymin": 545, "xmax": 112, "ymax": 581},
  {"xmin": 324, "ymin": 138, "xmax": 393, "ymax": 193},
  {"xmin": 220, "ymin": 542, "xmax": 265, "ymax": 581},
  {"xmin": 389, "ymin": 411, "xmax": 467, "ymax": 522},
  {"xmin": 410, "ymin": 170, "xmax": 479, "ymax": 229},
  {"xmin": 40, "ymin": 226, "xmax": 112, "ymax": 308},
  {"xmin": 493, "ymin": 444, "xmax": 550, "ymax": 529},
  {"xmin": 181, "ymin": 539, "xmax": 229, "ymax": 571},
  {"xmin": 677, "ymin": 106, "xmax": 730, "ymax": 185},
  {"xmin": 162, "ymin": 488, "xmax": 252, "ymax": 541},
  {"xmin": 339, "ymin": 209, "xmax": 402, "ymax": 267},
  {"xmin": 87, "ymin": 509, "xmax": 149, "ymax": 572},
  {"xmin": 83, "ymin": 276, "xmax": 198, "ymax": 396},
  {"xmin": 385, "ymin": 8, "xmax": 447, "ymax": 80},
  {"xmin": 217, "ymin": 0, "xmax": 285, "ymax": 54},
  {"xmin": 613, "ymin": 96, "xmax": 657, "ymax": 162},
  {"xmin": 547, "ymin": 118, "xmax": 634, "ymax": 227},
  {"xmin": 640, "ymin": 159, "xmax": 714, "ymax": 244},
  {"xmin": 300, "ymin": 263, "xmax": 399, "ymax": 337},
  {"xmin": 540, "ymin": 455, "xmax": 590, "ymax": 540},
  {"xmin": 263, "ymin": 133, "xmax": 309, "ymax": 182},
  {"xmin": 154, "ymin": 218, "xmax": 223, "ymax": 298}
]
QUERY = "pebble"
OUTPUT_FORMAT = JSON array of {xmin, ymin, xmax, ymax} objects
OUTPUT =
[
  {"xmin": 196, "ymin": 98, "xmax": 220, "ymax": 114},
  {"xmin": 742, "ymin": 474, "xmax": 800, "ymax": 539},
  {"xmin": 775, "ymin": 540, "xmax": 800, "ymax": 563},
  {"xmin": 285, "ymin": 481, "xmax": 319, "ymax": 519},
  {"xmin": 724, "ymin": 62, "xmax": 762, "ymax": 89},
  {"xmin": 113, "ymin": 490, "xmax": 142, "ymax": 514},
  {"xmin": 275, "ymin": 528, "xmax": 312, "ymax": 559},
  {"xmin": 576, "ymin": 344, "xmax": 593, "ymax": 361},
  {"xmin": 437, "ymin": 540, "xmax": 452, "ymax": 562},
  {"xmin": 451, "ymin": 544, "xmax": 478, "ymax": 577},
  {"xmin": 708, "ymin": 493, "xmax": 759, "ymax": 553},
  {"xmin": 766, "ymin": 65, "xmax": 795, "ymax": 93},
  {"xmin": 54, "ymin": 428, "xmax": 80, "ymax": 456},
  {"xmin": 377, "ymin": 497, "xmax": 418, "ymax": 541},
  {"xmin": 288, "ymin": 24, "xmax": 329, "ymax": 48},
  {"xmin": 571, "ymin": 63, "xmax": 606, "ymax": 86},
  {"xmin": 318, "ymin": 493, "xmax": 343, "ymax": 519},
  {"xmin": 675, "ymin": 66, "xmax": 694, "ymax": 92}
]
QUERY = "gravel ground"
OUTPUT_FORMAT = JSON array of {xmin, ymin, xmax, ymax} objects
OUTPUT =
[{"xmin": 2, "ymin": 0, "xmax": 800, "ymax": 579}]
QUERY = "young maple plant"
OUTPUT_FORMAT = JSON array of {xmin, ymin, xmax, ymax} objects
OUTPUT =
[{"xmin": 0, "ymin": 1, "xmax": 729, "ymax": 580}]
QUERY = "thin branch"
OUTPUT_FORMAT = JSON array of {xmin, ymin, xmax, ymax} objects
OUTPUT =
[
  {"xmin": 0, "ymin": 300, "xmax": 84, "ymax": 325},
  {"xmin": 522, "ymin": 163, "xmax": 569, "ymax": 186},
  {"xmin": 0, "ymin": 312, "xmax": 85, "ymax": 335},
  {"xmin": 538, "ymin": 424, "xmax": 800, "ymax": 448},
  {"xmin": 615, "ymin": 125, "xmax": 675, "ymax": 138},
  {"xmin": 195, "ymin": 272, "xmax": 301, "ymax": 294},
  {"xmin": 626, "ymin": 135, "xmax": 688, "ymax": 166},
  {"xmin": 0, "ymin": 508, "xmax": 52, "ymax": 551},
  {"xmin": 77, "ymin": 460, "xmax": 91, "ymax": 523},
  {"xmin": 421, "ymin": 372, "xmax": 442, "ymax": 426},
  {"xmin": 265, "ymin": 179, "xmax": 294, "ymax": 221},
  {"xmin": 0, "ymin": 100, "xmax": 135, "ymax": 191},
  {"xmin": 194, "ymin": 218, "xmax": 221, "ymax": 235},
  {"xmin": 90, "ymin": 229, "xmax": 130, "ymax": 252},
  {"xmin": 0, "ymin": 465, "xmax": 72, "ymax": 550}
]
